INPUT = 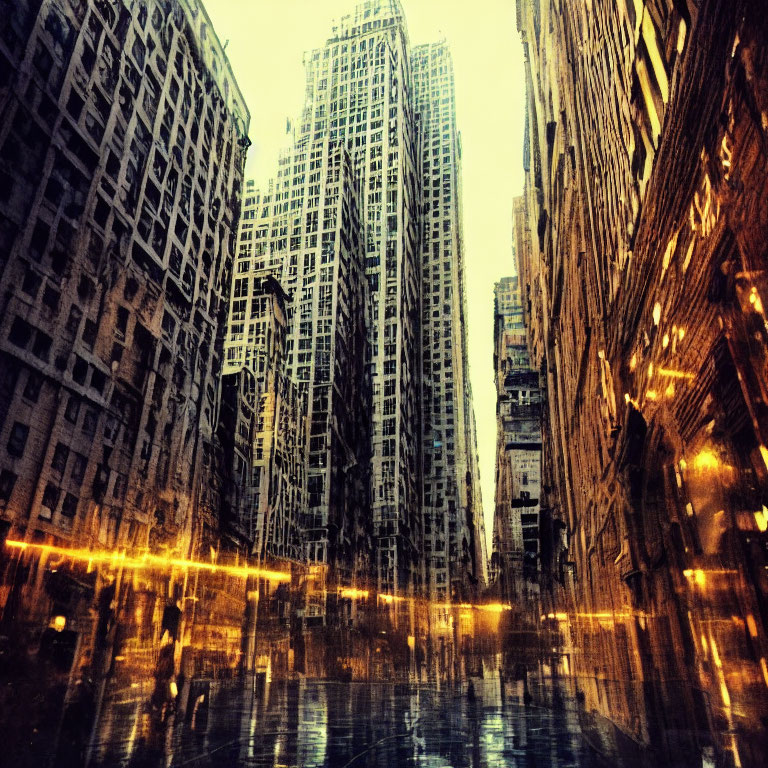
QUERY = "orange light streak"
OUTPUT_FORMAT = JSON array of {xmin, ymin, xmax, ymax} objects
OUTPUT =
[
  {"xmin": 4, "ymin": 540, "xmax": 290, "ymax": 582},
  {"xmin": 657, "ymin": 367, "xmax": 696, "ymax": 380},
  {"xmin": 338, "ymin": 588, "xmax": 369, "ymax": 599}
]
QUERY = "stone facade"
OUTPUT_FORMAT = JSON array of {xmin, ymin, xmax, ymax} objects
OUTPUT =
[
  {"xmin": 0, "ymin": 0, "xmax": 249, "ymax": 637},
  {"xmin": 412, "ymin": 41, "xmax": 487, "ymax": 602},
  {"xmin": 515, "ymin": 0, "xmax": 768, "ymax": 764}
]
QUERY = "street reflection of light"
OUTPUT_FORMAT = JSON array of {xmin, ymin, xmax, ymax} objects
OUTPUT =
[
  {"xmin": 630, "ymin": 353, "xmax": 637, "ymax": 371},
  {"xmin": 648, "ymin": 362, "xmax": 654, "ymax": 378},
  {"xmin": 52, "ymin": 615, "xmax": 66, "ymax": 631},
  {"xmin": 658, "ymin": 367, "xmax": 695, "ymax": 379},
  {"xmin": 665, "ymin": 382, "xmax": 675, "ymax": 398},
  {"xmin": 652, "ymin": 303, "xmax": 661, "ymax": 325},
  {"xmin": 4, "ymin": 540, "xmax": 291, "ymax": 582},
  {"xmin": 692, "ymin": 448, "xmax": 719, "ymax": 472},
  {"xmin": 646, "ymin": 390, "xmax": 658, "ymax": 401},
  {"xmin": 747, "ymin": 614, "xmax": 759, "ymax": 638},
  {"xmin": 169, "ymin": 681, "xmax": 178, "ymax": 698},
  {"xmin": 686, "ymin": 502, "xmax": 695, "ymax": 516},
  {"xmin": 662, "ymin": 333, "xmax": 669, "ymax": 348}
]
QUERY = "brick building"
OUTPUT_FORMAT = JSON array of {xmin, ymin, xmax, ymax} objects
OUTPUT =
[{"xmin": 514, "ymin": 0, "xmax": 768, "ymax": 763}]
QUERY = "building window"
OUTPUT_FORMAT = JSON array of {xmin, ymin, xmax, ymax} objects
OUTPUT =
[
  {"xmin": 0, "ymin": 469, "xmax": 17, "ymax": 501},
  {"xmin": 22, "ymin": 372, "xmax": 43, "ymax": 403},
  {"xmin": 64, "ymin": 396, "xmax": 80, "ymax": 424},
  {"xmin": 70, "ymin": 454, "xmax": 87, "ymax": 486},
  {"xmin": 40, "ymin": 483, "xmax": 60, "ymax": 519},
  {"xmin": 7, "ymin": 422, "xmax": 29, "ymax": 458},
  {"xmin": 51, "ymin": 442, "xmax": 69, "ymax": 474},
  {"xmin": 60, "ymin": 493, "xmax": 78, "ymax": 518}
]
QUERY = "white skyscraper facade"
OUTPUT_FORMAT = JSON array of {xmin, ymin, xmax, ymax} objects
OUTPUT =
[
  {"xmin": 224, "ymin": 0, "xmax": 487, "ymax": 598},
  {"xmin": 412, "ymin": 41, "xmax": 487, "ymax": 601}
]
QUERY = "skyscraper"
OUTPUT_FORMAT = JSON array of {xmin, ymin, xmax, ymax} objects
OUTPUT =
[
  {"xmin": 0, "ymin": 0, "xmax": 249, "ymax": 624},
  {"xmin": 300, "ymin": 0, "xmax": 423, "ymax": 595},
  {"xmin": 412, "ymin": 41, "xmax": 486, "ymax": 601},
  {"xmin": 227, "ymin": 0, "xmax": 487, "ymax": 596}
]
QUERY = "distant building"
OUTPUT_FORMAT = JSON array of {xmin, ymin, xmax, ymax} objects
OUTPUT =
[{"xmin": 490, "ymin": 275, "xmax": 541, "ymax": 603}]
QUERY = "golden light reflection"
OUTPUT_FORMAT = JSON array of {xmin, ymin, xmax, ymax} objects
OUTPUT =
[
  {"xmin": 759, "ymin": 445, "xmax": 768, "ymax": 472},
  {"xmin": 658, "ymin": 367, "xmax": 695, "ymax": 379},
  {"xmin": 338, "ymin": 588, "xmax": 369, "ymax": 599},
  {"xmin": 683, "ymin": 568, "xmax": 706, "ymax": 587},
  {"xmin": 692, "ymin": 448, "xmax": 720, "ymax": 472},
  {"xmin": 4, "ymin": 540, "xmax": 291, "ymax": 582},
  {"xmin": 760, "ymin": 658, "xmax": 768, "ymax": 688}
]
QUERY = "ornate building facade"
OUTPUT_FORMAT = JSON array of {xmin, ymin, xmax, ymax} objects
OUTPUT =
[
  {"xmin": 227, "ymin": 0, "xmax": 487, "ymax": 597},
  {"xmin": 515, "ymin": 0, "xmax": 768, "ymax": 764}
]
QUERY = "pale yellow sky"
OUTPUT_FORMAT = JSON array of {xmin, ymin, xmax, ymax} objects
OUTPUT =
[{"xmin": 205, "ymin": 0, "xmax": 527, "ymax": 551}]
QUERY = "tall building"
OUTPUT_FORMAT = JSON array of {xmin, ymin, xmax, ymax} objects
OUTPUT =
[
  {"xmin": 303, "ymin": 0, "xmax": 423, "ymax": 595},
  {"xmin": 0, "ymin": 0, "xmax": 248, "ymax": 622},
  {"xmin": 514, "ymin": 0, "xmax": 768, "ymax": 763},
  {"xmin": 228, "ymin": 0, "xmax": 423, "ymax": 594},
  {"xmin": 225, "ymin": 143, "xmax": 371, "ymax": 581},
  {"xmin": 489, "ymin": 275, "xmax": 541, "ymax": 604},
  {"xmin": 411, "ymin": 41, "xmax": 486, "ymax": 601},
  {"xmin": 228, "ymin": 0, "xmax": 487, "ymax": 597}
]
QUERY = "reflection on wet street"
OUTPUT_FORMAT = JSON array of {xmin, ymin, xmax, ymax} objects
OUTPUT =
[
  {"xmin": 91, "ymin": 669, "xmax": 597, "ymax": 768},
  {"xmin": 2, "ymin": 553, "xmax": 767, "ymax": 768}
]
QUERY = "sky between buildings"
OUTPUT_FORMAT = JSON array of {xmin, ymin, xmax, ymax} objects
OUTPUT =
[{"xmin": 205, "ymin": 0, "xmax": 527, "ymax": 552}]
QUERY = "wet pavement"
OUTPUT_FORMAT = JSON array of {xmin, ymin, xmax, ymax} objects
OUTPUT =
[{"xmin": 88, "ymin": 671, "xmax": 602, "ymax": 768}]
